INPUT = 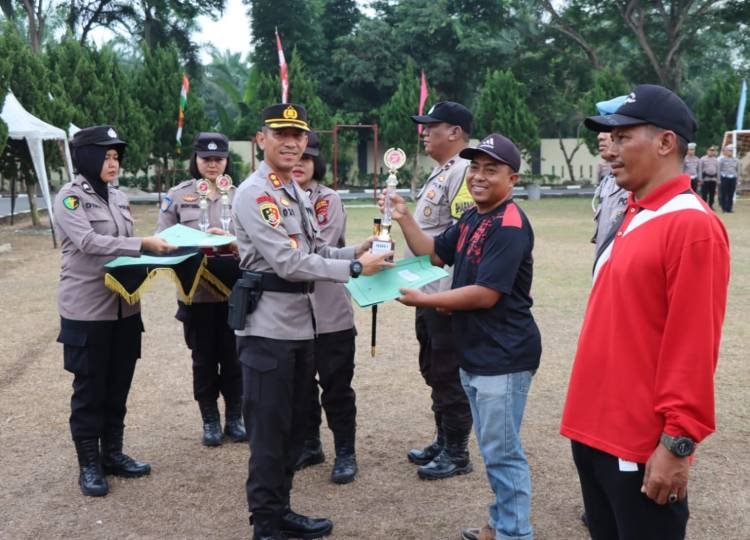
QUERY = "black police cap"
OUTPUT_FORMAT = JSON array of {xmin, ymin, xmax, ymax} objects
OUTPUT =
[
  {"xmin": 459, "ymin": 133, "xmax": 522, "ymax": 173},
  {"xmin": 194, "ymin": 132, "xmax": 229, "ymax": 158},
  {"xmin": 411, "ymin": 101, "xmax": 473, "ymax": 134},
  {"xmin": 584, "ymin": 84, "xmax": 697, "ymax": 143},
  {"xmin": 303, "ymin": 131, "xmax": 321, "ymax": 157},
  {"xmin": 262, "ymin": 103, "xmax": 310, "ymax": 131},
  {"xmin": 71, "ymin": 125, "xmax": 127, "ymax": 149}
]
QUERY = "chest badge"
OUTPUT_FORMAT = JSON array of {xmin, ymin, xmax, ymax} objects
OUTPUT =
[
  {"xmin": 182, "ymin": 194, "xmax": 198, "ymax": 203},
  {"xmin": 426, "ymin": 190, "xmax": 435, "ymax": 199},
  {"xmin": 280, "ymin": 197, "xmax": 290, "ymax": 206},
  {"xmin": 423, "ymin": 206, "xmax": 432, "ymax": 217}
]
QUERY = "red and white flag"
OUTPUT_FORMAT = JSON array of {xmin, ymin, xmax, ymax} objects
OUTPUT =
[
  {"xmin": 275, "ymin": 28, "xmax": 289, "ymax": 103},
  {"xmin": 417, "ymin": 70, "xmax": 428, "ymax": 135},
  {"xmin": 176, "ymin": 73, "xmax": 190, "ymax": 147}
]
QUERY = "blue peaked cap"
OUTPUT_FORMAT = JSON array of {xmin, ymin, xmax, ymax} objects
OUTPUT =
[{"xmin": 596, "ymin": 95, "xmax": 628, "ymax": 116}]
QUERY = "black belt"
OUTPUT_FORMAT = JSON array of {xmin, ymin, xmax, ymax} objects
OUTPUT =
[
  {"xmin": 245, "ymin": 271, "xmax": 314, "ymax": 294},
  {"xmin": 703, "ymin": 173, "xmax": 717, "ymax": 178}
]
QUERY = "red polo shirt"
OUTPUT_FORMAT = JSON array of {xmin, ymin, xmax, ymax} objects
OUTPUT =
[{"xmin": 561, "ymin": 175, "xmax": 729, "ymax": 463}]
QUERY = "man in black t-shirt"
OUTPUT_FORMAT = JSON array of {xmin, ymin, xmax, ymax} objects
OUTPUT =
[{"xmin": 380, "ymin": 133, "xmax": 541, "ymax": 540}]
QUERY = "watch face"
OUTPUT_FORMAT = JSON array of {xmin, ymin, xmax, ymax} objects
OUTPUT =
[{"xmin": 674, "ymin": 437, "xmax": 694, "ymax": 457}]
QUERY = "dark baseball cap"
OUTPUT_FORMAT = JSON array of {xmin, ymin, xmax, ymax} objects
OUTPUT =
[
  {"xmin": 411, "ymin": 101, "xmax": 473, "ymax": 134},
  {"xmin": 194, "ymin": 132, "xmax": 229, "ymax": 158},
  {"xmin": 303, "ymin": 130, "xmax": 321, "ymax": 157},
  {"xmin": 459, "ymin": 133, "xmax": 521, "ymax": 172},
  {"xmin": 70, "ymin": 125, "xmax": 127, "ymax": 149},
  {"xmin": 584, "ymin": 84, "xmax": 697, "ymax": 143},
  {"xmin": 262, "ymin": 103, "xmax": 310, "ymax": 131}
]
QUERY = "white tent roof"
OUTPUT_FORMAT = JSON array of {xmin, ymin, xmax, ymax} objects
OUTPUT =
[{"xmin": 2, "ymin": 93, "xmax": 67, "ymax": 140}]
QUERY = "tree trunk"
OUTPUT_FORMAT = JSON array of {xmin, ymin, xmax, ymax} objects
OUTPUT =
[
  {"xmin": 558, "ymin": 136, "xmax": 583, "ymax": 183},
  {"xmin": 24, "ymin": 174, "xmax": 40, "ymax": 226}
]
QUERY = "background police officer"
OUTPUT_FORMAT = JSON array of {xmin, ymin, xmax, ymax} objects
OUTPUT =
[
  {"xmin": 290, "ymin": 132, "xmax": 358, "ymax": 484},
  {"xmin": 55, "ymin": 125, "xmax": 174, "ymax": 497},
  {"xmin": 231, "ymin": 104, "xmax": 391, "ymax": 540},
  {"xmin": 407, "ymin": 101, "xmax": 474, "ymax": 480},
  {"xmin": 156, "ymin": 132, "xmax": 246, "ymax": 447}
]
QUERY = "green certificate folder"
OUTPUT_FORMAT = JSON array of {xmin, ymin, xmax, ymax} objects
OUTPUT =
[
  {"xmin": 157, "ymin": 223, "xmax": 236, "ymax": 247},
  {"xmin": 345, "ymin": 255, "xmax": 449, "ymax": 307}
]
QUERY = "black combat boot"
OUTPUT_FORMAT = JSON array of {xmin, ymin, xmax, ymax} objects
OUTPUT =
[
  {"xmin": 74, "ymin": 438, "xmax": 108, "ymax": 497},
  {"xmin": 330, "ymin": 442, "xmax": 357, "ymax": 484},
  {"xmin": 199, "ymin": 401, "xmax": 223, "ymax": 447},
  {"xmin": 251, "ymin": 513, "xmax": 288, "ymax": 540},
  {"xmin": 417, "ymin": 428, "xmax": 472, "ymax": 480},
  {"xmin": 295, "ymin": 438, "xmax": 325, "ymax": 470},
  {"xmin": 101, "ymin": 430, "xmax": 151, "ymax": 478},
  {"xmin": 224, "ymin": 400, "xmax": 247, "ymax": 442},
  {"xmin": 407, "ymin": 412, "xmax": 444, "ymax": 465},
  {"xmin": 279, "ymin": 507, "xmax": 333, "ymax": 539}
]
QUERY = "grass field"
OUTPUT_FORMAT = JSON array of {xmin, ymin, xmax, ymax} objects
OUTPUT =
[{"xmin": 0, "ymin": 196, "xmax": 747, "ymax": 539}]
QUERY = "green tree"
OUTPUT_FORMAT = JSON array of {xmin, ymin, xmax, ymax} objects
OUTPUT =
[
  {"xmin": 473, "ymin": 69, "xmax": 538, "ymax": 159},
  {"xmin": 694, "ymin": 73, "xmax": 744, "ymax": 151},
  {"xmin": 238, "ymin": 67, "xmax": 279, "ymax": 140},
  {"xmin": 287, "ymin": 49, "xmax": 329, "ymax": 130},
  {"xmin": 202, "ymin": 48, "xmax": 250, "ymax": 138},
  {"xmin": 579, "ymin": 68, "xmax": 630, "ymax": 154}
]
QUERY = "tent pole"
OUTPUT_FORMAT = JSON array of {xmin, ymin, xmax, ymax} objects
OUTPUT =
[{"xmin": 10, "ymin": 172, "xmax": 15, "ymax": 225}]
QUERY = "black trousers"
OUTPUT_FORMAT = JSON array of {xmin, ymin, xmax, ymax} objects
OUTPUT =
[
  {"xmin": 700, "ymin": 179, "xmax": 717, "ymax": 208},
  {"xmin": 58, "ymin": 314, "xmax": 143, "ymax": 440},
  {"xmin": 415, "ymin": 307, "xmax": 472, "ymax": 434},
  {"xmin": 238, "ymin": 336, "xmax": 315, "ymax": 515},
  {"xmin": 305, "ymin": 328, "xmax": 356, "ymax": 447},
  {"xmin": 719, "ymin": 175, "xmax": 737, "ymax": 212},
  {"xmin": 177, "ymin": 301, "xmax": 241, "ymax": 403},
  {"xmin": 571, "ymin": 441, "xmax": 689, "ymax": 540}
]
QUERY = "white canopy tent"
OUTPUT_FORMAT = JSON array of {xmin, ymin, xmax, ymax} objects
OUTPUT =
[{"xmin": 1, "ymin": 92, "xmax": 75, "ymax": 245}]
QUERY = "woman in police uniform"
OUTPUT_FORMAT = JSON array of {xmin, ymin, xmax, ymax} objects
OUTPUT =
[
  {"xmin": 155, "ymin": 132, "xmax": 246, "ymax": 447},
  {"xmin": 55, "ymin": 125, "xmax": 174, "ymax": 497},
  {"xmin": 290, "ymin": 132, "xmax": 358, "ymax": 484}
]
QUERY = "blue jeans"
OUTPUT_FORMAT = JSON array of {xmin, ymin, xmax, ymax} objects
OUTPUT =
[{"xmin": 460, "ymin": 369, "xmax": 534, "ymax": 540}]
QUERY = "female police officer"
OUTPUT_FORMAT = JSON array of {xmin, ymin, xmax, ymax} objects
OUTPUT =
[
  {"xmin": 55, "ymin": 125, "xmax": 174, "ymax": 497},
  {"xmin": 290, "ymin": 132, "xmax": 358, "ymax": 484},
  {"xmin": 155, "ymin": 132, "xmax": 246, "ymax": 447}
]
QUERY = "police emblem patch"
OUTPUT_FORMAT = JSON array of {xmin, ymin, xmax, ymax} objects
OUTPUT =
[
  {"xmin": 63, "ymin": 195, "xmax": 80, "ymax": 210},
  {"xmin": 207, "ymin": 142, "xmax": 218, "ymax": 151},
  {"xmin": 107, "ymin": 128, "xmax": 117, "ymax": 138},
  {"xmin": 283, "ymin": 106, "xmax": 298, "ymax": 120},
  {"xmin": 259, "ymin": 202, "xmax": 281, "ymax": 228},
  {"xmin": 314, "ymin": 199, "xmax": 329, "ymax": 225},
  {"xmin": 160, "ymin": 196, "xmax": 173, "ymax": 212}
]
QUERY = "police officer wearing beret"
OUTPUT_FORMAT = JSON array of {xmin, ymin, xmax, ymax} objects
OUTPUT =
[
  {"xmin": 290, "ymin": 132, "xmax": 358, "ymax": 484},
  {"xmin": 156, "ymin": 132, "xmax": 246, "ymax": 447},
  {"xmin": 230, "ymin": 104, "xmax": 392, "ymax": 539},
  {"xmin": 54, "ymin": 125, "xmax": 175, "ymax": 497},
  {"xmin": 407, "ymin": 101, "xmax": 475, "ymax": 480}
]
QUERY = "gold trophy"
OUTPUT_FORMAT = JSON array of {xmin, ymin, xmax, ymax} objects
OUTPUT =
[
  {"xmin": 216, "ymin": 174, "xmax": 233, "ymax": 232},
  {"xmin": 372, "ymin": 147, "xmax": 406, "ymax": 258},
  {"xmin": 196, "ymin": 179, "xmax": 211, "ymax": 232}
]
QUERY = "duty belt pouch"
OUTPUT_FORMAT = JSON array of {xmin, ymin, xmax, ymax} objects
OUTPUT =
[{"xmin": 227, "ymin": 272, "xmax": 263, "ymax": 330}]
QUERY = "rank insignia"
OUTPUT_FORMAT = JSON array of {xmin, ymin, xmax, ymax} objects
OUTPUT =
[
  {"xmin": 182, "ymin": 194, "xmax": 198, "ymax": 203},
  {"xmin": 268, "ymin": 173, "xmax": 282, "ymax": 189},
  {"xmin": 63, "ymin": 195, "xmax": 80, "ymax": 210},
  {"xmin": 160, "ymin": 196, "xmax": 173, "ymax": 212},
  {"xmin": 314, "ymin": 199, "xmax": 329, "ymax": 225},
  {"xmin": 289, "ymin": 236, "xmax": 299, "ymax": 249},
  {"xmin": 81, "ymin": 181, "xmax": 94, "ymax": 194},
  {"xmin": 438, "ymin": 176, "xmax": 445, "ymax": 183},
  {"xmin": 424, "ymin": 206, "xmax": 432, "ymax": 217},
  {"xmin": 259, "ymin": 201, "xmax": 281, "ymax": 228},
  {"xmin": 426, "ymin": 190, "xmax": 435, "ymax": 199},
  {"xmin": 280, "ymin": 197, "xmax": 290, "ymax": 206}
]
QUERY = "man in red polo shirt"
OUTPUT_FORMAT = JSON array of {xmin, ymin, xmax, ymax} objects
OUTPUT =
[{"xmin": 561, "ymin": 84, "xmax": 730, "ymax": 540}]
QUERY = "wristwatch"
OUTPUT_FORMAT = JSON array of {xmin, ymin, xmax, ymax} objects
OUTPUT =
[
  {"xmin": 349, "ymin": 260, "xmax": 363, "ymax": 278},
  {"xmin": 660, "ymin": 433, "xmax": 695, "ymax": 457}
]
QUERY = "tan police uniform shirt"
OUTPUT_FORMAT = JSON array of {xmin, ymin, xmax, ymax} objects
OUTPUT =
[
  {"xmin": 54, "ymin": 175, "xmax": 142, "ymax": 321},
  {"xmin": 700, "ymin": 155, "xmax": 719, "ymax": 178},
  {"xmin": 232, "ymin": 161, "xmax": 356, "ymax": 340},
  {"xmin": 718, "ymin": 156, "xmax": 740, "ymax": 177},
  {"xmin": 155, "ymin": 178, "xmax": 237, "ymax": 303},
  {"xmin": 407, "ymin": 152, "xmax": 471, "ymax": 293},
  {"xmin": 306, "ymin": 181, "xmax": 355, "ymax": 334},
  {"xmin": 683, "ymin": 154, "xmax": 700, "ymax": 178}
]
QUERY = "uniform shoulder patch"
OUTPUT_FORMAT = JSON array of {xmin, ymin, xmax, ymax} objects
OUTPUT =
[
  {"xmin": 501, "ymin": 203, "xmax": 522, "ymax": 228},
  {"xmin": 314, "ymin": 198, "xmax": 330, "ymax": 225},
  {"xmin": 259, "ymin": 200, "xmax": 281, "ymax": 228},
  {"xmin": 63, "ymin": 195, "xmax": 80, "ymax": 210},
  {"xmin": 160, "ymin": 196, "xmax": 173, "ymax": 212}
]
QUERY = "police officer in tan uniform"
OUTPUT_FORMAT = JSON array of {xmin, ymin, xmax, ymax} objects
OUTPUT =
[
  {"xmin": 55, "ymin": 125, "xmax": 174, "ymax": 497},
  {"xmin": 407, "ymin": 101, "xmax": 474, "ymax": 480},
  {"xmin": 683, "ymin": 142, "xmax": 700, "ymax": 191},
  {"xmin": 156, "ymin": 132, "xmax": 246, "ymax": 447},
  {"xmin": 289, "ymin": 132, "xmax": 358, "ymax": 484},
  {"xmin": 699, "ymin": 145, "xmax": 720, "ymax": 208},
  {"xmin": 230, "ymin": 104, "xmax": 391, "ymax": 540}
]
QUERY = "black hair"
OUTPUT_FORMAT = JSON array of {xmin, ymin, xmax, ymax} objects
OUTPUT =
[
  {"xmin": 312, "ymin": 154, "xmax": 326, "ymax": 181},
  {"xmin": 189, "ymin": 153, "xmax": 233, "ymax": 180}
]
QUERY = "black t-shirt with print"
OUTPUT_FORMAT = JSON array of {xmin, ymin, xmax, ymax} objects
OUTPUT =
[{"xmin": 434, "ymin": 199, "xmax": 541, "ymax": 375}]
